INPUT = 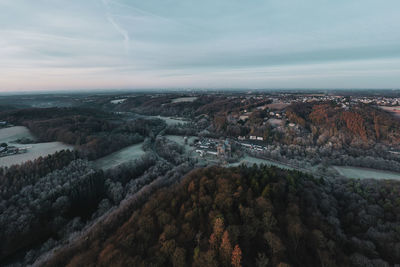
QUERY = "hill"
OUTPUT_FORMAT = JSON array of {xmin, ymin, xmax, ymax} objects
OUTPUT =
[
  {"xmin": 286, "ymin": 102, "xmax": 400, "ymax": 147},
  {"xmin": 42, "ymin": 165, "xmax": 400, "ymax": 267}
]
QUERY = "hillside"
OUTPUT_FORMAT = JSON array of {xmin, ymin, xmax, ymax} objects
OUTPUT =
[
  {"xmin": 42, "ymin": 166, "xmax": 400, "ymax": 267},
  {"xmin": 114, "ymin": 95, "xmax": 271, "ymax": 118},
  {"xmin": 286, "ymin": 102, "xmax": 400, "ymax": 147}
]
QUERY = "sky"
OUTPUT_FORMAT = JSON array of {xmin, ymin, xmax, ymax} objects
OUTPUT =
[{"xmin": 1, "ymin": 0, "xmax": 400, "ymax": 91}]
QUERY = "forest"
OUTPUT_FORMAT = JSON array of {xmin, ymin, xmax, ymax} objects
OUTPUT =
[
  {"xmin": 114, "ymin": 94, "xmax": 271, "ymax": 119},
  {"xmin": 0, "ymin": 123, "xmax": 197, "ymax": 265},
  {"xmin": 2, "ymin": 93, "xmax": 400, "ymax": 267},
  {"xmin": 286, "ymin": 102, "xmax": 400, "ymax": 147},
  {"xmin": 0, "ymin": 107, "xmax": 165, "ymax": 159},
  {"xmin": 41, "ymin": 165, "xmax": 400, "ymax": 267}
]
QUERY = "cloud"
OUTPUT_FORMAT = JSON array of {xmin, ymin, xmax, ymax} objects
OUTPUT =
[
  {"xmin": 0, "ymin": 0, "xmax": 400, "ymax": 91},
  {"xmin": 101, "ymin": 0, "xmax": 130, "ymax": 53}
]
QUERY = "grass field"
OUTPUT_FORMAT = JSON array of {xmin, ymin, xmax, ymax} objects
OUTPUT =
[
  {"xmin": 171, "ymin": 97, "xmax": 198, "ymax": 103},
  {"xmin": 93, "ymin": 143, "xmax": 145, "ymax": 170},
  {"xmin": 333, "ymin": 166, "xmax": 400, "ymax": 180},
  {"xmin": 229, "ymin": 155, "xmax": 294, "ymax": 169},
  {"xmin": 0, "ymin": 142, "xmax": 73, "ymax": 167},
  {"xmin": 0, "ymin": 126, "xmax": 36, "ymax": 143},
  {"xmin": 154, "ymin": 116, "xmax": 188, "ymax": 126},
  {"xmin": 0, "ymin": 126, "xmax": 73, "ymax": 167}
]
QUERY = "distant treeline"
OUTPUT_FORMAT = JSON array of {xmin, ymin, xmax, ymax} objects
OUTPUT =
[{"xmin": 114, "ymin": 95, "xmax": 271, "ymax": 118}]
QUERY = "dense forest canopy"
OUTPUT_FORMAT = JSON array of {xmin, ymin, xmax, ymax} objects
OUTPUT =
[
  {"xmin": 43, "ymin": 165, "xmax": 400, "ymax": 267},
  {"xmin": 286, "ymin": 102, "xmax": 400, "ymax": 147},
  {"xmin": 2, "ymin": 93, "xmax": 400, "ymax": 267}
]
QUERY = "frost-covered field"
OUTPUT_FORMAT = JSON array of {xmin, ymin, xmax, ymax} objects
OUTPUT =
[
  {"xmin": 333, "ymin": 166, "xmax": 400, "ymax": 180},
  {"xmin": 0, "ymin": 126, "xmax": 73, "ymax": 167},
  {"xmin": 0, "ymin": 126, "xmax": 36, "ymax": 143},
  {"xmin": 171, "ymin": 97, "xmax": 198, "ymax": 103},
  {"xmin": 229, "ymin": 155, "xmax": 294, "ymax": 170},
  {"xmin": 154, "ymin": 116, "xmax": 188, "ymax": 126},
  {"xmin": 139, "ymin": 115, "xmax": 189, "ymax": 126},
  {"xmin": 93, "ymin": 143, "xmax": 145, "ymax": 170},
  {"xmin": 0, "ymin": 142, "xmax": 73, "ymax": 167},
  {"xmin": 110, "ymin": 98, "xmax": 127, "ymax": 104}
]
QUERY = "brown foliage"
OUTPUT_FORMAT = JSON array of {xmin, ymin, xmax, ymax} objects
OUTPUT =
[
  {"xmin": 231, "ymin": 244, "xmax": 242, "ymax": 267},
  {"xmin": 220, "ymin": 230, "xmax": 233, "ymax": 266},
  {"xmin": 287, "ymin": 102, "xmax": 400, "ymax": 146}
]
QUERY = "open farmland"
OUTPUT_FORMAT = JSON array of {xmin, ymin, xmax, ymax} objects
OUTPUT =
[
  {"xmin": 153, "ymin": 115, "xmax": 188, "ymax": 126},
  {"xmin": 333, "ymin": 165, "xmax": 400, "ymax": 180},
  {"xmin": 110, "ymin": 98, "xmax": 127, "ymax": 104},
  {"xmin": 171, "ymin": 96, "xmax": 198, "ymax": 103},
  {"xmin": 0, "ymin": 126, "xmax": 73, "ymax": 167},
  {"xmin": 229, "ymin": 155, "xmax": 294, "ymax": 169},
  {"xmin": 0, "ymin": 126, "xmax": 36, "ymax": 143},
  {"xmin": 93, "ymin": 142, "xmax": 145, "ymax": 170}
]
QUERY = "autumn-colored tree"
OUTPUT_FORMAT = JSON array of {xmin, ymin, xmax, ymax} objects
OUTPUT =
[
  {"xmin": 231, "ymin": 244, "xmax": 242, "ymax": 267},
  {"xmin": 219, "ymin": 230, "xmax": 232, "ymax": 266},
  {"xmin": 37, "ymin": 165, "xmax": 400, "ymax": 267},
  {"xmin": 209, "ymin": 233, "xmax": 218, "ymax": 251},
  {"xmin": 213, "ymin": 217, "xmax": 225, "ymax": 240}
]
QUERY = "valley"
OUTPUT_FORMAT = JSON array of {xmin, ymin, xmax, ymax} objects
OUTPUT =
[{"xmin": 1, "ymin": 90, "xmax": 400, "ymax": 266}]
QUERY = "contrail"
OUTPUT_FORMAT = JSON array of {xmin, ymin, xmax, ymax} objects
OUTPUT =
[
  {"xmin": 106, "ymin": 15, "xmax": 130, "ymax": 52},
  {"xmin": 101, "ymin": 0, "xmax": 130, "ymax": 53}
]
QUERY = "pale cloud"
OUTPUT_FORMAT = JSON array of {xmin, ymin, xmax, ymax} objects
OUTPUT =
[{"xmin": 0, "ymin": 0, "xmax": 400, "ymax": 91}]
